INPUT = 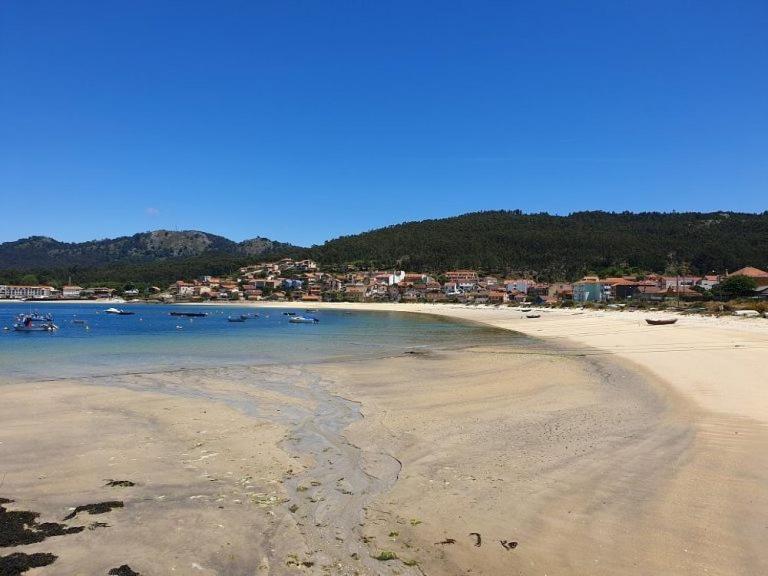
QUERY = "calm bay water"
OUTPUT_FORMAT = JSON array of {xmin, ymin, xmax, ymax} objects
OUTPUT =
[{"xmin": 0, "ymin": 303, "xmax": 521, "ymax": 381}]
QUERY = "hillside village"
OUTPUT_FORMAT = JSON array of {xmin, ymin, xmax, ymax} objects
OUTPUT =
[{"xmin": 3, "ymin": 259, "xmax": 768, "ymax": 305}]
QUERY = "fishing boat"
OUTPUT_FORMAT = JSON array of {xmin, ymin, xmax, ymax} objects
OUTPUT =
[
  {"xmin": 646, "ymin": 318, "xmax": 677, "ymax": 326},
  {"xmin": 14, "ymin": 315, "xmax": 58, "ymax": 332},
  {"xmin": 169, "ymin": 311, "xmax": 208, "ymax": 317},
  {"xmin": 227, "ymin": 316, "xmax": 246, "ymax": 323},
  {"xmin": 289, "ymin": 315, "xmax": 319, "ymax": 324},
  {"xmin": 104, "ymin": 308, "xmax": 135, "ymax": 315}
]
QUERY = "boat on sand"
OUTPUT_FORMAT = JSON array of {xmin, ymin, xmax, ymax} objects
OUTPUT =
[{"xmin": 646, "ymin": 318, "xmax": 678, "ymax": 326}]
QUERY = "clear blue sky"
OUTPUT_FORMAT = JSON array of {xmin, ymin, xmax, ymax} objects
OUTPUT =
[{"xmin": 1, "ymin": 1, "xmax": 766, "ymax": 246}]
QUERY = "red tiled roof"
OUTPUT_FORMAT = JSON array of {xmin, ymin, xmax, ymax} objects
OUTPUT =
[{"xmin": 730, "ymin": 266, "xmax": 768, "ymax": 277}]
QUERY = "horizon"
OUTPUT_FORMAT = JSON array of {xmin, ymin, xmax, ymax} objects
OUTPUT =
[{"xmin": 2, "ymin": 1, "xmax": 767, "ymax": 245}]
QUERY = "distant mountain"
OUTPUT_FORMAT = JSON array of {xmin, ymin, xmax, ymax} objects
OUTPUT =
[
  {"xmin": 309, "ymin": 210, "xmax": 768, "ymax": 278},
  {"xmin": 0, "ymin": 230, "xmax": 300, "ymax": 270}
]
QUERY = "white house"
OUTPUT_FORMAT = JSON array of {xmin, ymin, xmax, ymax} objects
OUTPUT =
[
  {"xmin": 373, "ymin": 271, "xmax": 406, "ymax": 286},
  {"xmin": 0, "ymin": 285, "xmax": 55, "ymax": 299},
  {"xmin": 62, "ymin": 285, "xmax": 84, "ymax": 298}
]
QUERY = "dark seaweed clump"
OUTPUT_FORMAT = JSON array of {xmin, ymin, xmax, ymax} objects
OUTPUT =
[
  {"xmin": 0, "ymin": 552, "xmax": 58, "ymax": 575},
  {"xmin": 104, "ymin": 480, "xmax": 135, "ymax": 488},
  {"xmin": 108, "ymin": 565, "xmax": 141, "ymax": 576},
  {"xmin": 63, "ymin": 501, "xmax": 124, "ymax": 521},
  {"xmin": 0, "ymin": 498, "xmax": 84, "ymax": 547}
]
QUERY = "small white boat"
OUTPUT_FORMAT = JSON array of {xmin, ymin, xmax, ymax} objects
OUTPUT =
[
  {"xmin": 289, "ymin": 315, "xmax": 319, "ymax": 324},
  {"xmin": 104, "ymin": 308, "xmax": 134, "ymax": 315}
]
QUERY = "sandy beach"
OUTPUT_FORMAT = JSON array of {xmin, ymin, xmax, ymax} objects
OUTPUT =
[{"xmin": 1, "ymin": 303, "xmax": 766, "ymax": 575}]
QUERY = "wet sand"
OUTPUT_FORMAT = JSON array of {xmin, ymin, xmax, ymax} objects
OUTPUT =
[{"xmin": 1, "ymin": 305, "xmax": 766, "ymax": 575}]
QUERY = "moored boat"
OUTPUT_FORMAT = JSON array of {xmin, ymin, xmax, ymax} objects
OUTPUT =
[
  {"xmin": 14, "ymin": 315, "xmax": 58, "ymax": 332},
  {"xmin": 289, "ymin": 315, "xmax": 319, "ymax": 324},
  {"xmin": 104, "ymin": 308, "xmax": 135, "ymax": 315},
  {"xmin": 227, "ymin": 316, "xmax": 246, "ymax": 322}
]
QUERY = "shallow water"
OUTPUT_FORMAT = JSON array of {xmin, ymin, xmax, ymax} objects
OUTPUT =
[{"xmin": 0, "ymin": 303, "xmax": 524, "ymax": 380}]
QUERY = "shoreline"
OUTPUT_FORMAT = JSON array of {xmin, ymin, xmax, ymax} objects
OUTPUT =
[
  {"xmin": 202, "ymin": 300, "xmax": 768, "ymax": 424},
  {"xmin": 1, "ymin": 301, "xmax": 766, "ymax": 574}
]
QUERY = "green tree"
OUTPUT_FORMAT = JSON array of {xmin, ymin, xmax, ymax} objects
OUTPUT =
[{"xmin": 712, "ymin": 275, "xmax": 758, "ymax": 301}]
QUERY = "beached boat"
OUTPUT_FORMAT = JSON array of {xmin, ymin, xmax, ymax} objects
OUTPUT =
[
  {"xmin": 169, "ymin": 311, "xmax": 208, "ymax": 317},
  {"xmin": 646, "ymin": 318, "xmax": 677, "ymax": 325},
  {"xmin": 289, "ymin": 315, "xmax": 319, "ymax": 324},
  {"xmin": 104, "ymin": 307, "xmax": 135, "ymax": 315},
  {"xmin": 526, "ymin": 314, "xmax": 541, "ymax": 319}
]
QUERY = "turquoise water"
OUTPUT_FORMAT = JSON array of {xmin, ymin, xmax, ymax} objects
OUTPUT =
[{"xmin": 0, "ymin": 303, "xmax": 521, "ymax": 381}]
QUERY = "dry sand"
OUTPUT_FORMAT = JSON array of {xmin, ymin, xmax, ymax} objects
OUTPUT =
[{"xmin": 1, "ymin": 303, "xmax": 766, "ymax": 575}]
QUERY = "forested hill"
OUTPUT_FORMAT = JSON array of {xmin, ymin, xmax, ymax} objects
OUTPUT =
[
  {"xmin": 309, "ymin": 211, "xmax": 768, "ymax": 278},
  {"xmin": 0, "ymin": 230, "xmax": 298, "ymax": 270},
  {"xmin": 0, "ymin": 230, "xmax": 301, "ymax": 287},
  {"xmin": 3, "ymin": 212, "xmax": 768, "ymax": 287}
]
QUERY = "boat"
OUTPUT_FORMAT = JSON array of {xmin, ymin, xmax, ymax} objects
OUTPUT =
[
  {"xmin": 520, "ymin": 308, "xmax": 532, "ymax": 313},
  {"xmin": 169, "ymin": 311, "xmax": 208, "ymax": 317},
  {"xmin": 104, "ymin": 308, "xmax": 135, "ymax": 315},
  {"xmin": 305, "ymin": 308, "xmax": 318, "ymax": 312},
  {"xmin": 646, "ymin": 318, "xmax": 678, "ymax": 326},
  {"xmin": 282, "ymin": 311, "xmax": 297, "ymax": 316},
  {"xmin": 240, "ymin": 313, "xmax": 258, "ymax": 319},
  {"xmin": 14, "ymin": 315, "xmax": 58, "ymax": 332},
  {"xmin": 72, "ymin": 319, "xmax": 87, "ymax": 325},
  {"xmin": 526, "ymin": 314, "xmax": 541, "ymax": 319},
  {"xmin": 289, "ymin": 315, "xmax": 319, "ymax": 324},
  {"xmin": 227, "ymin": 316, "xmax": 246, "ymax": 323}
]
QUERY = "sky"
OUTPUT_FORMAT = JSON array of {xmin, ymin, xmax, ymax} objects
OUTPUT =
[{"xmin": 1, "ymin": 1, "xmax": 766, "ymax": 247}]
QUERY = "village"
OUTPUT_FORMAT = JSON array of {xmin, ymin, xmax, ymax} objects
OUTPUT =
[{"xmin": 2, "ymin": 258, "xmax": 768, "ymax": 306}]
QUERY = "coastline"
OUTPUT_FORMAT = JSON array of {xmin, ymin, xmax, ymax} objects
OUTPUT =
[
  {"xmin": 1, "ymin": 302, "xmax": 766, "ymax": 574},
  {"xmin": 226, "ymin": 301, "xmax": 768, "ymax": 424}
]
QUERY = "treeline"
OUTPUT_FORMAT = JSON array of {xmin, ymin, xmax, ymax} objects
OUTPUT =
[
  {"xmin": 308, "ymin": 210, "xmax": 768, "ymax": 279},
  {"xmin": 0, "ymin": 252, "xmax": 272, "ymax": 290}
]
